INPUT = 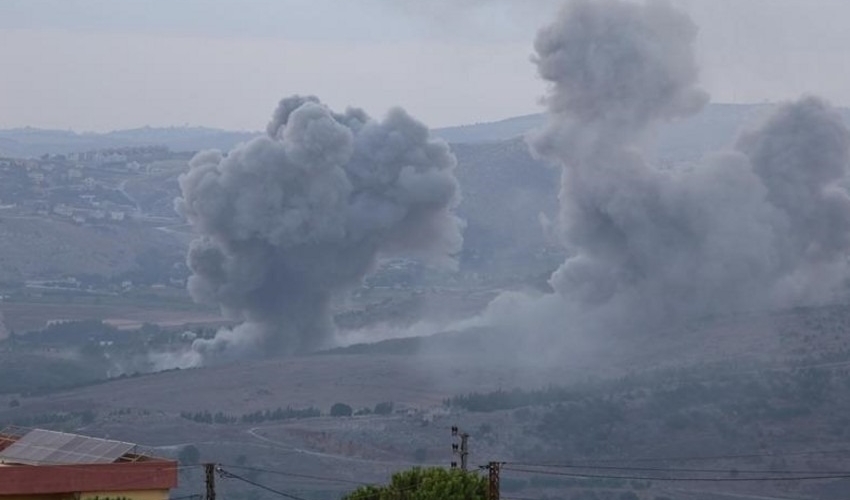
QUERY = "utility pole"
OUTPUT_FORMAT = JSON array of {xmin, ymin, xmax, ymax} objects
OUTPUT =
[
  {"xmin": 450, "ymin": 425, "xmax": 470, "ymax": 471},
  {"xmin": 487, "ymin": 461, "xmax": 501, "ymax": 500},
  {"xmin": 204, "ymin": 463, "xmax": 216, "ymax": 500}
]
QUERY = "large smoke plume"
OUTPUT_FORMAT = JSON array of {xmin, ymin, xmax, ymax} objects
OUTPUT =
[
  {"xmin": 540, "ymin": 0, "xmax": 850, "ymax": 322},
  {"xmin": 169, "ymin": 96, "xmax": 462, "ymax": 365},
  {"xmin": 476, "ymin": 0, "xmax": 850, "ymax": 341}
]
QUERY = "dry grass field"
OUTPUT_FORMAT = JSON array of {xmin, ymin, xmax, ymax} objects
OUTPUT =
[
  {"xmin": 4, "ymin": 304, "xmax": 850, "ymax": 499},
  {"xmin": 0, "ymin": 300, "xmax": 225, "ymax": 332}
]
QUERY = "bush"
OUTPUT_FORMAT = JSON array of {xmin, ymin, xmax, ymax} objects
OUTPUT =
[
  {"xmin": 344, "ymin": 467, "xmax": 486, "ymax": 500},
  {"xmin": 374, "ymin": 401, "xmax": 394, "ymax": 415},
  {"xmin": 330, "ymin": 403, "xmax": 353, "ymax": 417}
]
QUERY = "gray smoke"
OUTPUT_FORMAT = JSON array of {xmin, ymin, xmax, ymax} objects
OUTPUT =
[
  {"xmin": 523, "ymin": 0, "xmax": 850, "ymax": 331},
  {"xmin": 171, "ymin": 96, "xmax": 462, "ymax": 364}
]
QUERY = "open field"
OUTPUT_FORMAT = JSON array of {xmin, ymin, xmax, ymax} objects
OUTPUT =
[
  {"xmin": 6, "ymin": 304, "xmax": 850, "ymax": 499},
  {"xmin": 0, "ymin": 291, "xmax": 223, "ymax": 333},
  {"xmin": 1, "ymin": 301, "xmax": 225, "ymax": 332}
]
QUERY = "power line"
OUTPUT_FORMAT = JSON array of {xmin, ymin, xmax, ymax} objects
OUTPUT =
[
  {"xmin": 219, "ymin": 468, "xmax": 312, "ymax": 500},
  {"xmin": 219, "ymin": 463, "xmax": 368, "ymax": 486},
  {"xmin": 218, "ymin": 463, "xmax": 426, "ymax": 500},
  {"xmin": 517, "ymin": 448, "xmax": 850, "ymax": 465},
  {"xmin": 502, "ymin": 465, "xmax": 850, "ymax": 482},
  {"xmin": 507, "ymin": 461, "xmax": 850, "ymax": 475}
]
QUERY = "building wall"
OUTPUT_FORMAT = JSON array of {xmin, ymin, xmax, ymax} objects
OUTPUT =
[
  {"xmin": 0, "ymin": 487, "xmax": 168, "ymax": 500},
  {"xmin": 0, "ymin": 461, "xmax": 178, "ymax": 497},
  {"xmin": 0, "ymin": 495, "xmax": 73, "ymax": 500},
  {"xmin": 82, "ymin": 489, "xmax": 171, "ymax": 500}
]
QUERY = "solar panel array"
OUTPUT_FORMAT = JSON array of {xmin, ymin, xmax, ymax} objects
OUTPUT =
[{"xmin": 0, "ymin": 429, "xmax": 135, "ymax": 465}]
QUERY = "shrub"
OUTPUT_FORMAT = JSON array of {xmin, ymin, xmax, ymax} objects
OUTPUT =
[
  {"xmin": 330, "ymin": 403, "xmax": 353, "ymax": 417},
  {"xmin": 374, "ymin": 401, "xmax": 394, "ymax": 415}
]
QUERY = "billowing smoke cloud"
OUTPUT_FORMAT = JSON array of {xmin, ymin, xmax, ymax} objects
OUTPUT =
[
  {"xmin": 484, "ymin": 0, "xmax": 850, "ymax": 338},
  {"xmin": 167, "ymin": 96, "xmax": 462, "ymax": 365}
]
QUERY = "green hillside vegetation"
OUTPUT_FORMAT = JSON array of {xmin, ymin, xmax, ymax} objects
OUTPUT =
[{"xmin": 343, "ymin": 467, "xmax": 486, "ymax": 500}]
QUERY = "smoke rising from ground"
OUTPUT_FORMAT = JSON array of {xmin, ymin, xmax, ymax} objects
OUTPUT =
[
  {"xmin": 462, "ymin": 0, "xmax": 850, "ymax": 349},
  {"xmin": 164, "ymin": 96, "xmax": 462, "ymax": 365},
  {"xmin": 530, "ymin": 0, "xmax": 850, "ymax": 330}
]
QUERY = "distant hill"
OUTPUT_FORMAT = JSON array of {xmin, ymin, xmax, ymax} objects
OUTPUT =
[
  {"xmin": 0, "ymin": 126, "xmax": 258, "ymax": 158},
  {"xmin": 434, "ymin": 114, "xmax": 545, "ymax": 144},
  {"xmin": 5, "ymin": 103, "xmax": 848, "ymax": 159},
  {"xmin": 6, "ymin": 103, "xmax": 850, "ymax": 283},
  {"xmin": 434, "ymin": 103, "xmax": 850, "ymax": 156}
]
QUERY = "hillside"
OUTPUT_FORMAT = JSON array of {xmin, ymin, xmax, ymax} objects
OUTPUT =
[
  {"xmin": 0, "ymin": 216, "xmax": 185, "ymax": 283},
  {"xmin": 4, "ymin": 104, "xmax": 850, "ymax": 499},
  {"xmin": 2, "ymin": 103, "xmax": 840, "ymax": 287},
  {"xmin": 7, "ymin": 103, "xmax": 846, "ymax": 157},
  {"xmin": 0, "ymin": 127, "xmax": 257, "ymax": 157},
  {"xmin": 3, "ymin": 305, "xmax": 850, "ymax": 499}
]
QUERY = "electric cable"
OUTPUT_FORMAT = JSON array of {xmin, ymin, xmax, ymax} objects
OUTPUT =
[
  {"xmin": 502, "ymin": 465, "xmax": 850, "ymax": 482},
  {"xmin": 219, "ymin": 463, "xmax": 368, "ymax": 486},
  {"xmin": 219, "ymin": 468, "xmax": 312, "ymax": 500}
]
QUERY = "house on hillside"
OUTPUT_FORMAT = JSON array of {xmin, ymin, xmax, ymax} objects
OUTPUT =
[{"xmin": 0, "ymin": 427, "xmax": 178, "ymax": 500}]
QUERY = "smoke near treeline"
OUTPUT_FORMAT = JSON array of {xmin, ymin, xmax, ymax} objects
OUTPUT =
[
  {"xmin": 502, "ymin": 0, "xmax": 850, "ymax": 335},
  {"xmin": 159, "ymin": 96, "xmax": 463, "ymax": 366},
  {"xmin": 154, "ymin": 0, "xmax": 850, "ymax": 368}
]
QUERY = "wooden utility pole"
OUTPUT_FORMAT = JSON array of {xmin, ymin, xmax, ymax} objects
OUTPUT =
[
  {"xmin": 204, "ymin": 463, "xmax": 216, "ymax": 500},
  {"xmin": 487, "ymin": 461, "xmax": 501, "ymax": 500}
]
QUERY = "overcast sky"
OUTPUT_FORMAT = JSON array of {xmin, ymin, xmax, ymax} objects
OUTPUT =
[{"xmin": 1, "ymin": 0, "xmax": 849, "ymax": 132}]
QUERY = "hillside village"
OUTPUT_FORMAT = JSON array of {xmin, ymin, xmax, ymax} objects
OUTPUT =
[{"xmin": 0, "ymin": 146, "xmax": 187, "ymax": 225}]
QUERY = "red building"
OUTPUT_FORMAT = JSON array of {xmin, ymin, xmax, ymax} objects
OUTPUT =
[{"xmin": 0, "ymin": 427, "xmax": 178, "ymax": 500}]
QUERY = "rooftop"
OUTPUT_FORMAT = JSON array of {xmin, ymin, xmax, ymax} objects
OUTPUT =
[
  {"xmin": 0, "ymin": 426, "xmax": 140, "ymax": 466},
  {"xmin": 0, "ymin": 427, "xmax": 178, "ymax": 495}
]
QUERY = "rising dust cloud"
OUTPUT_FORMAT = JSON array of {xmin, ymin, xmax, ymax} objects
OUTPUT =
[
  {"xmin": 455, "ymin": 0, "xmax": 850, "ymax": 357},
  {"xmin": 156, "ymin": 0, "xmax": 850, "ymax": 368},
  {"xmin": 152, "ymin": 96, "xmax": 463, "ymax": 368}
]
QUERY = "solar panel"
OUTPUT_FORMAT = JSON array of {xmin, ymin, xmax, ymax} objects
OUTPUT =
[{"xmin": 0, "ymin": 429, "xmax": 136, "ymax": 465}]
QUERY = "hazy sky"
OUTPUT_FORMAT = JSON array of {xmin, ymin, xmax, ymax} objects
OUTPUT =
[{"xmin": 2, "ymin": 0, "xmax": 849, "ymax": 132}]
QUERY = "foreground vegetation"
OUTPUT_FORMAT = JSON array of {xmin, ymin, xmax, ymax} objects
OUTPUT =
[{"xmin": 343, "ymin": 467, "xmax": 486, "ymax": 500}]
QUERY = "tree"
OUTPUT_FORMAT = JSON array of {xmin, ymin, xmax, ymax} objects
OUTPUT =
[
  {"xmin": 343, "ymin": 467, "xmax": 486, "ymax": 500},
  {"xmin": 374, "ymin": 401, "xmax": 394, "ymax": 415},
  {"xmin": 330, "ymin": 403, "xmax": 353, "ymax": 417}
]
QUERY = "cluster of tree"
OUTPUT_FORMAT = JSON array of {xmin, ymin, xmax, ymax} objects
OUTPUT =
[
  {"xmin": 374, "ymin": 401, "xmax": 394, "ymax": 415},
  {"xmin": 115, "ymin": 248, "xmax": 187, "ymax": 287},
  {"xmin": 343, "ymin": 467, "xmax": 486, "ymax": 500},
  {"xmin": 351, "ymin": 401, "xmax": 395, "ymax": 416},
  {"xmin": 330, "ymin": 403, "xmax": 353, "ymax": 417},
  {"xmin": 180, "ymin": 406, "xmax": 321, "ymax": 424},
  {"xmin": 240, "ymin": 406, "xmax": 321, "ymax": 423},
  {"xmin": 445, "ymin": 386, "xmax": 581, "ymax": 412},
  {"xmin": 328, "ymin": 401, "xmax": 395, "ymax": 417},
  {"xmin": 6, "ymin": 318, "xmax": 205, "ymax": 353},
  {"xmin": 513, "ymin": 362, "xmax": 850, "ymax": 462},
  {"xmin": 2, "ymin": 409, "xmax": 96, "ymax": 429},
  {"xmin": 180, "ymin": 410, "xmax": 236, "ymax": 424},
  {"xmin": 23, "ymin": 319, "xmax": 120, "ymax": 345}
]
